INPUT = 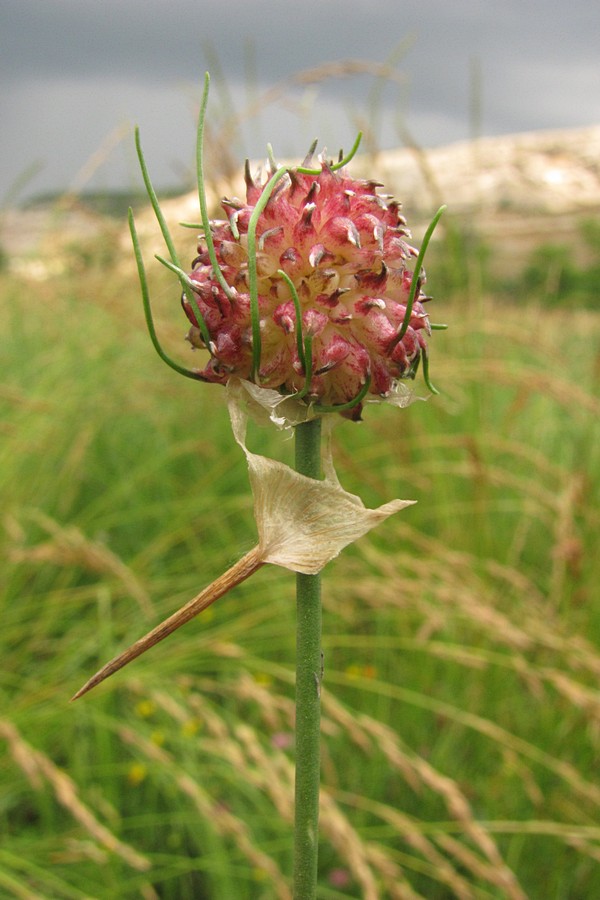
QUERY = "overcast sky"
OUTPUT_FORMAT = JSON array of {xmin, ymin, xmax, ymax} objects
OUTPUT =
[{"xmin": 1, "ymin": 0, "xmax": 599, "ymax": 203}]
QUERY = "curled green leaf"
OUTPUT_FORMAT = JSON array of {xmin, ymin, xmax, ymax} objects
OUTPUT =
[
  {"xmin": 277, "ymin": 268, "xmax": 306, "ymax": 372},
  {"xmin": 129, "ymin": 209, "xmax": 203, "ymax": 382},
  {"xmin": 397, "ymin": 204, "xmax": 447, "ymax": 342},
  {"xmin": 154, "ymin": 255, "xmax": 212, "ymax": 350},
  {"xmin": 297, "ymin": 131, "xmax": 363, "ymax": 175},
  {"xmin": 421, "ymin": 347, "xmax": 439, "ymax": 395},
  {"xmin": 315, "ymin": 374, "xmax": 373, "ymax": 415},
  {"xmin": 196, "ymin": 72, "xmax": 235, "ymax": 301},
  {"xmin": 247, "ymin": 166, "xmax": 289, "ymax": 379}
]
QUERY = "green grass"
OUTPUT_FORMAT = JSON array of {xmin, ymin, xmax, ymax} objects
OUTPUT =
[
  {"xmin": 508, "ymin": 218, "xmax": 600, "ymax": 310},
  {"xmin": 1, "ymin": 207, "xmax": 600, "ymax": 899}
]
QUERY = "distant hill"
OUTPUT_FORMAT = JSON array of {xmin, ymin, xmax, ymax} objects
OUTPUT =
[
  {"xmin": 3, "ymin": 125, "xmax": 599, "ymax": 271},
  {"xmin": 355, "ymin": 125, "xmax": 600, "ymax": 218}
]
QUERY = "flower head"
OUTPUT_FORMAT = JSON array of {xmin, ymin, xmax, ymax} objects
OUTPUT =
[{"xmin": 182, "ymin": 146, "xmax": 435, "ymax": 420}]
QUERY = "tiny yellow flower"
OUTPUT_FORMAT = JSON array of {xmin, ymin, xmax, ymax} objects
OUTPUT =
[
  {"xmin": 150, "ymin": 730, "xmax": 165, "ymax": 747},
  {"xmin": 134, "ymin": 699, "xmax": 155, "ymax": 718},
  {"xmin": 345, "ymin": 664, "xmax": 362, "ymax": 680},
  {"xmin": 127, "ymin": 763, "xmax": 148, "ymax": 786},
  {"xmin": 181, "ymin": 719, "xmax": 202, "ymax": 738},
  {"xmin": 251, "ymin": 866, "xmax": 269, "ymax": 883}
]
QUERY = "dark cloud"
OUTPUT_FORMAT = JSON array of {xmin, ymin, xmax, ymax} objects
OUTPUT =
[{"xmin": 1, "ymin": 0, "xmax": 598, "ymax": 201}]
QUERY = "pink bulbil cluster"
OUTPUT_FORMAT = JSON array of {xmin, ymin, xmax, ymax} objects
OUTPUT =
[{"xmin": 182, "ymin": 153, "xmax": 432, "ymax": 419}]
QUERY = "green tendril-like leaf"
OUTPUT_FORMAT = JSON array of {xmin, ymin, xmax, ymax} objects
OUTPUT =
[
  {"xmin": 134, "ymin": 128, "xmax": 180, "ymax": 267},
  {"xmin": 247, "ymin": 167, "xmax": 289, "ymax": 379},
  {"xmin": 297, "ymin": 131, "xmax": 363, "ymax": 175},
  {"xmin": 129, "ymin": 209, "xmax": 202, "ymax": 382},
  {"xmin": 421, "ymin": 347, "xmax": 439, "ymax": 395},
  {"xmin": 294, "ymin": 334, "xmax": 314, "ymax": 401},
  {"xmin": 315, "ymin": 373, "xmax": 373, "ymax": 414},
  {"xmin": 229, "ymin": 216, "xmax": 240, "ymax": 241},
  {"xmin": 397, "ymin": 205, "xmax": 446, "ymax": 343},
  {"xmin": 266, "ymin": 142, "xmax": 277, "ymax": 173},
  {"xmin": 154, "ymin": 255, "xmax": 212, "ymax": 350},
  {"xmin": 274, "ymin": 266, "xmax": 314, "ymax": 401},
  {"xmin": 277, "ymin": 269, "xmax": 306, "ymax": 371},
  {"xmin": 134, "ymin": 125, "xmax": 212, "ymax": 367},
  {"xmin": 196, "ymin": 72, "xmax": 235, "ymax": 301}
]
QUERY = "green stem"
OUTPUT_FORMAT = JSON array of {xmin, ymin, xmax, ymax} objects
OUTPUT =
[{"xmin": 293, "ymin": 417, "xmax": 323, "ymax": 899}]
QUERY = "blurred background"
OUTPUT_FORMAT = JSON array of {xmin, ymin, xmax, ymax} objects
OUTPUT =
[
  {"xmin": 2, "ymin": 2, "xmax": 600, "ymax": 899},
  {"xmin": 1, "ymin": 0, "xmax": 599, "ymax": 203}
]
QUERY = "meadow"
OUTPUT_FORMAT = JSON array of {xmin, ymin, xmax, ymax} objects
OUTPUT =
[{"xmin": 1, "ymin": 164, "xmax": 600, "ymax": 898}]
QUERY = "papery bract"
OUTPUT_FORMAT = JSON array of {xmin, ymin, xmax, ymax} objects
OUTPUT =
[{"xmin": 227, "ymin": 380, "xmax": 415, "ymax": 574}]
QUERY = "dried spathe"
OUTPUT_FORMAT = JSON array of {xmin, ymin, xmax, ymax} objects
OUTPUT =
[{"xmin": 228, "ymin": 379, "xmax": 415, "ymax": 574}]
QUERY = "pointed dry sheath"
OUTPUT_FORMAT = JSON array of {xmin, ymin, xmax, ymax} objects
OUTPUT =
[
  {"xmin": 72, "ymin": 384, "xmax": 415, "ymax": 700},
  {"xmin": 71, "ymin": 547, "xmax": 264, "ymax": 701},
  {"xmin": 72, "ymin": 72, "xmax": 445, "ymax": 700}
]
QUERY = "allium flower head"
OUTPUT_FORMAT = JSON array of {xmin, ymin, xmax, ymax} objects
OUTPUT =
[{"xmin": 182, "ymin": 144, "xmax": 435, "ymax": 420}]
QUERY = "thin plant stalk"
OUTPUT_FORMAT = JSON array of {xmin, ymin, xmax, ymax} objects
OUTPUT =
[
  {"xmin": 124, "ymin": 76, "xmax": 444, "ymax": 896},
  {"xmin": 293, "ymin": 417, "xmax": 323, "ymax": 898}
]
